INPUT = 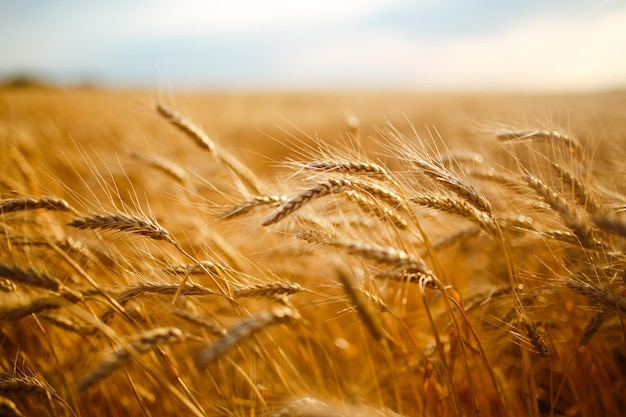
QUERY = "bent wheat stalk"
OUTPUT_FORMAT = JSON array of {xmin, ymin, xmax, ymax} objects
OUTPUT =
[
  {"xmin": 411, "ymin": 194, "xmax": 497, "ymax": 234},
  {"xmin": 0, "ymin": 196, "xmax": 77, "ymax": 214},
  {"xmin": 233, "ymin": 282, "xmax": 302, "ymax": 298},
  {"xmin": 302, "ymin": 160, "xmax": 391, "ymax": 180},
  {"xmin": 77, "ymin": 327, "xmax": 186, "ymax": 391},
  {"xmin": 336, "ymin": 265, "xmax": 387, "ymax": 344},
  {"xmin": 100, "ymin": 282, "xmax": 218, "ymax": 323},
  {"xmin": 156, "ymin": 103, "xmax": 261, "ymax": 194},
  {"xmin": 130, "ymin": 152, "xmax": 187, "ymax": 183},
  {"xmin": 413, "ymin": 159, "xmax": 493, "ymax": 215},
  {"xmin": 334, "ymin": 238, "xmax": 433, "ymax": 276},
  {"xmin": 0, "ymin": 264, "xmax": 63, "ymax": 292},
  {"xmin": 218, "ymin": 195, "xmax": 285, "ymax": 220},
  {"xmin": 592, "ymin": 213, "xmax": 626, "ymax": 238},
  {"xmin": 523, "ymin": 174, "xmax": 595, "ymax": 247},
  {"xmin": 0, "ymin": 292, "xmax": 82, "ymax": 320},
  {"xmin": 496, "ymin": 128, "xmax": 584, "ymax": 159},
  {"xmin": 67, "ymin": 212, "xmax": 176, "ymax": 244},
  {"xmin": 346, "ymin": 190, "xmax": 408, "ymax": 229},
  {"xmin": 551, "ymin": 162, "xmax": 600, "ymax": 213},
  {"xmin": 0, "ymin": 373, "xmax": 75, "ymax": 416},
  {"xmin": 263, "ymin": 178, "xmax": 352, "ymax": 226},
  {"xmin": 195, "ymin": 306, "xmax": 300, "ymax": 368}
]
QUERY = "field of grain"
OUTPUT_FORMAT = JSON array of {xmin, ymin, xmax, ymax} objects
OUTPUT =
[{"xmin": 1, "ymin": 86, "xmax": 625, "ymax": 417}]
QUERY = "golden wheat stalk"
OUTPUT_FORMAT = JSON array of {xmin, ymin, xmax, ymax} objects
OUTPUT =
[
  {"xmin": 496, "ymin": 128, "xmax": 584, "ymax": 158},
  {"xmin": 218, "ymin": 195, "xmax": 286, "ymax": 220},
  {"xmin": 0, "ymin": 196, "xmax": 77, "ymax": 214},
  {"xmin": 411, "ymin": 194, "xmax": 497, "ymax": 234},
  {"xmin": 0, "ymin": 264, "xmax": 63, "ymax": 292},
  {"xmin": 0, "ymin": 292, "xmax": 82, "ymax": 320},
  {"xmin": 99, "ymin": 282, "xmax": 218, "ymax": 323},
  {"xmin": 523, "ymin": 174, "xmax": 595, "ymax": 247},
  {"xmin": 302, "ymin": 160, "xmax": 391, "ymax": 180},
  {"xmin": 172, "ymin": 309, "xmax": 227, "ymax": 337},
  {"xmin": 580, "ymin": 307, "xmax": 612, "ymax": 346},
  {"xmin": 67, "ymin": 212, "xmax": 176, "ymax": 244},
  {"xmin": 233, "ymin": 282, "xmax": 302, "ymax": 298},
  {"xmin": 346, "ymin": 190, "xmax": 408, "ymax": 229},
  {"xmin": 263, "ymin": 178, "xmax": 352, "ymax": 226},
  {"xmin": 0, "ymin": 374, "xmax": 58, "ymax": 399},
  {"xmin": 77, "ymin": 327, "xmax": 186, "ymax": 391},
  {"xmin": 592, "ymin": 212, "xmax": 626, "ymax": 238},
  {"xmin": 336, "ymin": 265, "xmax": 386, "ymax": 343},
  {"xmin": 334, "ymin": 238, "xmax": 432, "ymax": 275},
  {"xmin": 413, "ymin": 159, "xmax": 493, "ymax": 215},
  {"xmin": 156, "ymin": 103, "xmax": 261, "ymax": 194},
  {"xmin": 551, "ymin": 162, "xmax": 601, "ymax": 213},
  {"xmin": 160, "ymin": 260, "xmax": 229, "ymax": 276},
  {"xmin": 130, "ymin": 152, "xmax": 187, "ymax": 183},
  {"xmin": 195, "ymin": 306, "xmax": 300, "ymax": 368},
  {"xmin": 0, "ymin": 373, "xmax": 76, "ymax": 417}
]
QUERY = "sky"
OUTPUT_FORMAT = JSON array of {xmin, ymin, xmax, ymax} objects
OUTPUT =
[{"xmin": 1, "ymin": 0, "xmax": 625, "ymax": 91}]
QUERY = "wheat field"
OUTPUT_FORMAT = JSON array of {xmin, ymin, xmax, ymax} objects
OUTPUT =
[{"xmin": 0, "ymin": 86, "xmax": 625, "ymax": 416}]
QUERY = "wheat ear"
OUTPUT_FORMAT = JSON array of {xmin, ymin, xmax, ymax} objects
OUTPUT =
[
  {"xmin": 40, "ymin": 312, "xmax": 96, "ymax": 335},
  {"xmin": 0, "ymin": 278, "xmax": 16, "ymax": 292},
  {"xmin": 302, "ymin": 160, "xmax": 391, "ymax": 180},
  {"xmin": 0, "ymin": 196, "xmax": 77, "ymax": 214},
  {"xmin": 346, "ymin": 190, "xmax": 408, "ymax": 229},
  {"xmin": 130, "ymin": 152, "xmax": 187, "ymax": 183},
  {"xmin": 67, "ymin": 212, "xmax": 176, "ymax": 244},
  {"xmin": 0, "ymin": 264, "xmax": 64, "ymax": 292},
  {"xmin": 520, "ymin": 318, "xmax": 550, "ymax": 359},
  {"xmin": 160, "ymin": 260, "xmax": 229, "ymax": 276},
  {"xmin": 0, "ymin": 373, "xmax": 76, "ymax": 416},
  {"xmin": 77, "ymin": 327, "xmax": 186, "ymax": 391},
  {"xmin": 592, "ymin": 213, "xmax": 626, "ymax": 238},
  {"xmin": 0, "ymin": 292, "xmax": 82, "ymax": 320},
  {"xmin": 0, "ymin": 374, "xmax": 58, "ymax": 399},
  {"xmin": 336, "ymin": 265, "xmax": 386, "ymax": 343},
  {"xmin": 263, "ymin": 178, "xmax": 352, "ymax": 226},
  {"xmin": 334, "ymin": 238, "xmax": 432, "ymax": 275},
  {"xmin": 523, "ymin": 174, "xmax": 595, "ymax": 247},
  {"xmin": 218, "ymin": 195, "xmax": 285, "ymax": 220},
  {"xmin": 100, "ymin": 282, "xmax": 217, "ymax": 323},
  {"xmin": 551, "ymin": 162, "xmax": 601, "ymax": 213},
  {"xmin": 233, "ymin": 282, "xmax": 302, "ymax": 298},
  {"xmin": 411, "ymin": 194, "xmax": 497, "ymax": 234},
  {"xmin": 580, "ymin": 307, "xmax": 612, "ymax": 346},
  {"xmin": 195, "ymin": 306, "xmax": 300, "ymax": 368},
  {"xmin": 413, "ymin": 159, "xmax": 493, "ymax": 215},
  {"xmin": 156, "ymin": 103, "xmax": 260, "ymax": 194},
  {"xmin": 497, "ymin": 128, "xmax": 584, "ymax": 158},
  {"xmin": 172, "ymin": 309, "xmax": 227, "ymax": 337}
]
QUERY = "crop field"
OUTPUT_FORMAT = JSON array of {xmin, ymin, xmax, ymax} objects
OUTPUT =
[{"xmin": 0, "ymin": 86, "xmax": 625, "ymax": 416}]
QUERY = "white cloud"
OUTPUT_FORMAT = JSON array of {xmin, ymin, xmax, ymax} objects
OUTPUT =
[
  {"xmin": 284, "ymin": 4, "xmax": 626, "ymax": 91},
  {"xmin": 112, "ymin": 0, "xmax": 416, "ymax": 38},
  {"xmin": 433, "ymin": 5, "xmax": 626, "ymax": 90}
]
